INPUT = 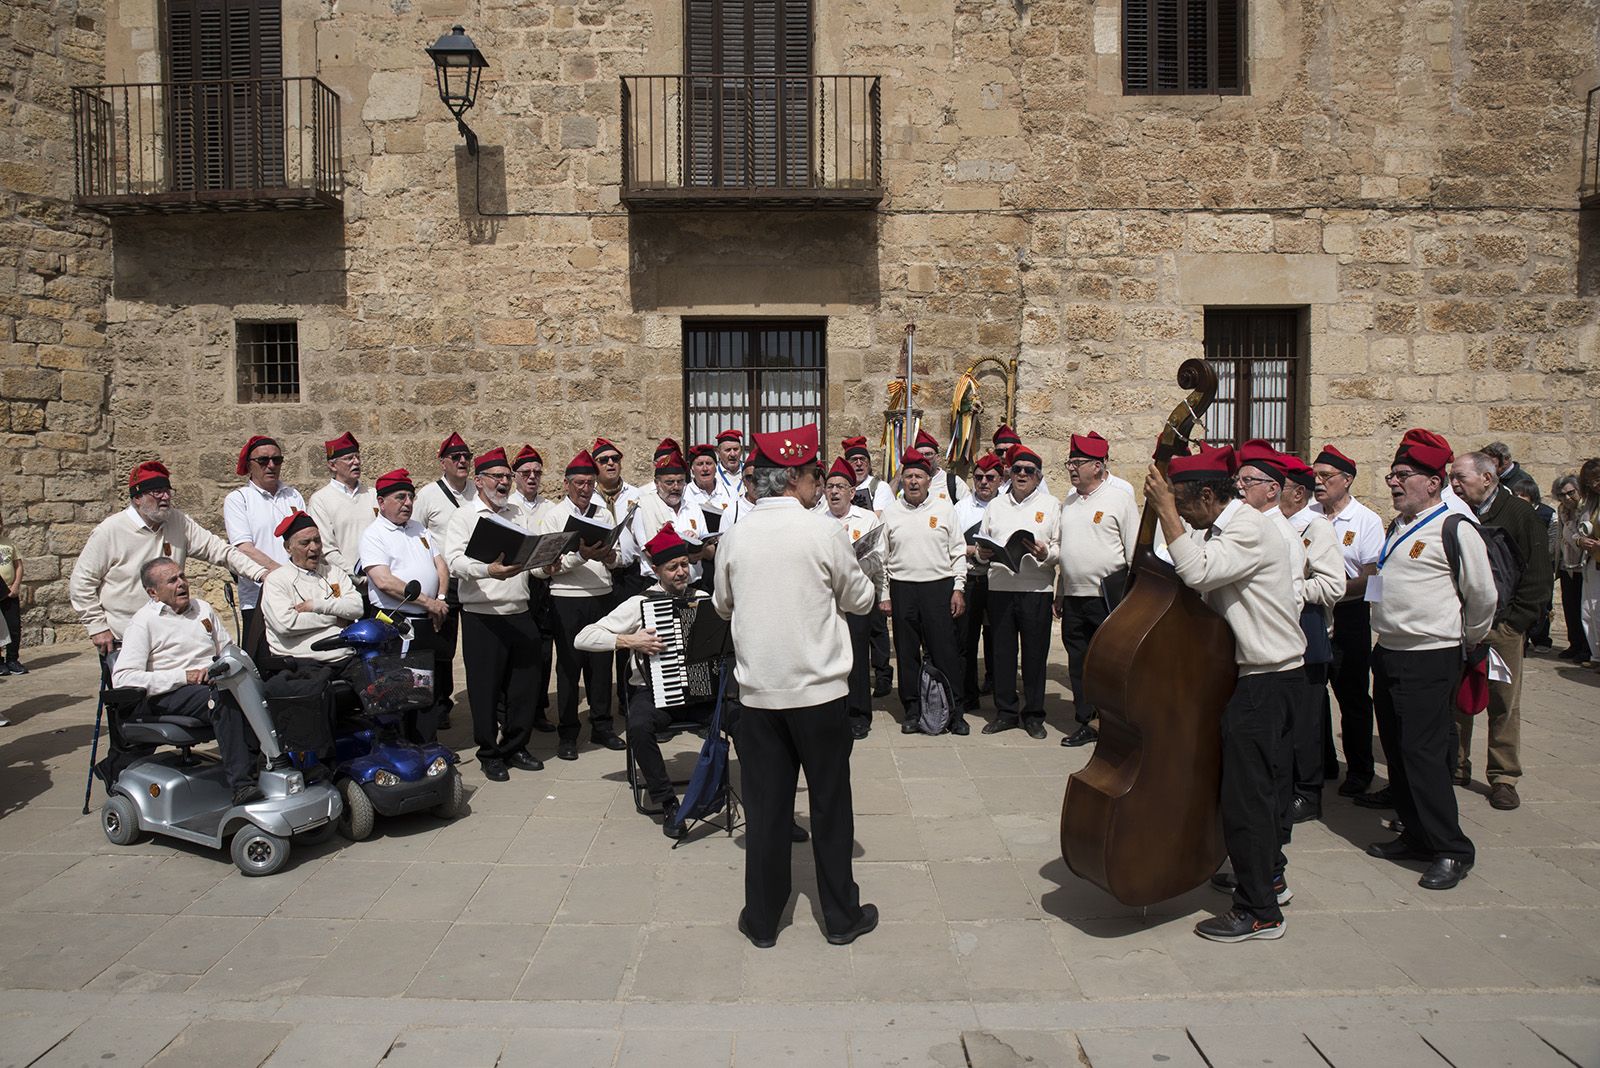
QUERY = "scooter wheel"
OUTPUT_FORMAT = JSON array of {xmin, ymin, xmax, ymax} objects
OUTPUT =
[
  {"xmin": 101, "ymin": 795, "xmax": 146, "ymax": 846},
  {"xmin": 432, "ymin": 768, "xmax": 467, "ymax": 819},
  {"xmin": 231, "ymin": 828, "xmax": 291, "ymax": 876},
  {"xmin": 338, "ymin": 779, "xmax": 375, "ymax": 841}
]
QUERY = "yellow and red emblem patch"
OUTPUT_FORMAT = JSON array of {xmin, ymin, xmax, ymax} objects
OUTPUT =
[
  {"xmin": 1343, "ymin": 531, "xmax": 1355, "ymax": 546},
  {"xmin": 1409, "ymin": 541, "xmax": 1425, "ymax": 559},
  {"xmin": 928, "ymin": 517, "xmax": 939, "ymax": 529},
  {"xmin": 1093, "ymin": 511, "xmax": 1104, "ymax": 524}
]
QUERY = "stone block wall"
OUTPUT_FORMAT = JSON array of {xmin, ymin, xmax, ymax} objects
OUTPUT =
[{"xmin": 1, "ymin": 0, "xmax": 113, "ymax": 644}]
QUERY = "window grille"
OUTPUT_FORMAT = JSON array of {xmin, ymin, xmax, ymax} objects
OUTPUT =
[
  {"xmin": 683, "ymin": 321, "xmax": 826, "ymax": 446},
  {"xmin": 236, "ymin": 321, "xmax": 300, "ymax": 403},
  {"xmin": 1202, "ymin": 309, "xmax": 1301, "ymax": 452},
  {"xmin": 1123, "ymin": 0, "xmax": 1246, "ymax": 95}
]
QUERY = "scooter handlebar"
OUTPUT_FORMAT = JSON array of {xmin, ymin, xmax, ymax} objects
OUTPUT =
[{"xmin": 309, "ymin": 635, "xmax": 348, "ymax": 652}]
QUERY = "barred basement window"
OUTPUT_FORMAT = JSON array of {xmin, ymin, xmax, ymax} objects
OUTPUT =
[
  {"xmin": 236, "ymin": 321, "xmax": 300, "ymax": 403},
  {"xmin": 683, "ymin": 321, "xmax": 826, "ymax": 446},
  {"xmin": 1123, "ymin": 0, "xmax": 1247, "ymax": 95},
  {"xmin": 1202, "ymin": 309, "xmax": 1302, "ymax": 453}
]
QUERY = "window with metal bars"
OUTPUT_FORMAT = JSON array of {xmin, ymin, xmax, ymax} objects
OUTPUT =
[
  {"xmin": 1123, "ymin": 0, "xmax": 1246, "ymax": 95},
  {"xmin": 683, "ymin": 321, "xmax": 826, "ymax": 446},
  {"xmin": 236, "ymin": 321, "xmax": 300, "ymax": 403},
  {"xmin": 1202, "ymin": 309, "xmax": 1301, "ymax": 452}
]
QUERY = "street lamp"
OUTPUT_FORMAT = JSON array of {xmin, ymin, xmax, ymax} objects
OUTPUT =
[{"xmin": 425, "ymin": 24, "xmax": 488, "ymax": 155}]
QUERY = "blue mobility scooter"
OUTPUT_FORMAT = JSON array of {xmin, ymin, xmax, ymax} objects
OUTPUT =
[{"xmin": 301, "ymin": 584, "xmax": 465, "ymax": 840}]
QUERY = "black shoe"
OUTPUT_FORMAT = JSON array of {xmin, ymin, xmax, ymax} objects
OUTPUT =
[
  {"xmin": 739, "ymin": 908, "xmax": 777, "ymax": 949},
  {"xmin": 6, "ymin": 660, "xmax": 26, "ymax": 675},
  {"xmin": 1365, "ymin": 836, "xmax": 1432, "ymax": 862},
  {"xmin": 1194, "ymin": 908, "xmax": 1284, "ymax": 942},
  {"xmin": 1290, "ymin": 795, "xmax": 1321, "ymax": 824},
  {"xmin": 1452, "ymin": 763, "xmax": 1471, "ymax": 787},
  {"xmin": 506, "ymin": 749, "xmax": 543, "ymax": 772},
  {"xmin": 556, "ymin": 741, "xmax": 578, "ymax": 761},
  {"xmin": 479, "ymin": 759, "xmax": 510, "ymax": 782},
  {"xmin": 531, "ymin": 716, "xmax": 557, "ymax": 733},
  {"xmin": 791, "ymin": 821, "xmax": 810, "ymax": 843},
  {"xmin": 1209, "ymin": 869, "xmax": 1293, "ymax": 905},
  {"xmin": 982, "ymin": 719, "xmax": 1017, "ymax": 735},
  {"xmin": 591, "ymin": 732, "xmax": 627, "ymax": 752},
  {"xmin": 1337, "ymin": 776, "xmax": 1372, "ymax": 797},
  {"xmin": 231, "ymin": 784, "xmax": 265, "ymax": 805},
  {"xmin": 1061, "ymin": 724, "xmax": 1097, "ymax": 748},
  {"xmin": 1353, "ymin": 786, "xmax": 1395, "ymax": 809},
  {"xmin": 979, "ymin": 677, "xmax": 994, "ymax": 695},
  {"xmin": 1558, "ymin": 647, "xmax": 1582, "ymax": 661},
  {"xmin": 901, "ymin": 721, "xmax": 920, "ymax": 734},
  {"xmin": 948, "ymin": 717, "xmax": 970, "ymax": 736},
  {"xmin": 438, "ymin": 713, "xmax": 453, "ymax": 731},
  {"xmin": 1023, "ymin": 721, "xmax": 1048, "ymax": 741},
  {"xmin": 872, "ymin": 678, "xmax": 892, "ymax": 698},
  {"xmin": 661, "ymin": 799, "xmax": 687, "ymax": 840},
  {"xmin": 849, "ymin": 718, "xmax": 871, "ymax": 740},
  {"xmin": 826, "ymin": 903, "xmax": 879, "ymax": 946},
  {"xmin": 1419, "ymin": 857, "xmax": 1472, "ymax": 890}
]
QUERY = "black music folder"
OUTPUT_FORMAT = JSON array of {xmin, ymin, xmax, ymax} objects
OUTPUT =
[
  {"xmin": 465, "ymin": 514, "xmax": 575, "ymax": 568},
  {"xmin": 685, "ymin": 604, "xmax": 733, "ymax": 662},
  {"xmin": 564, "ymin": 503, "xmax": 634, "ymax": 549}
]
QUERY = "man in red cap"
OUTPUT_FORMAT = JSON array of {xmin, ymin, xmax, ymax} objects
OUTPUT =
[
  {"xmin": 1055, "ymin": 431, "xmax": 1140, "ymax": 748},
  {"xmin": 713, "ymin": 423, "xmax": 879, "ymax": 948},
  {"xmin": 307, "ymin": 432, "xmax": 377, "ymax": 596},
  {"xmin": 630, "ymin": 445, "xmax": 712, "ymax": 588},
  {"xmin": 1309, "ymin": 443, "xmax": 1386, "ymax": 800},
  {"xmin": 685, "ymin": 443, "xmax": 732, "ymax": 518},
  {"xmin": 70, "ymin": 460, "xmax": 267, "ymax": 655},
  {"xmin": 576, "ymin": 523, "xmax": 737, "ymax": 838},
  {"xmin": 591, "ymin": 436, "xmax": 646, "ymax": 721},
  {"xmin": 715, "ymin": 428, "xmax": 745, "ymax": 500},
  {"xmin": 360, "ymin": 469, "xmax": 451, "ymax": 741},
  {"xmin": 537, "ymin": 449, "xmax": 634, "ymax": 761},
  {"xmin": 222, "ymin": 435, "xmax": 305, "ymax": 663},
  {"xmin": 843, "ymin": 435, "xmax": 895, "ymax": 697},
  {"xmin": 509, "ymin": 445, "xmax": 558, "ymax": 733},
  {"xmin": 880, "ymin": 446, "xmax": 968, "ymax": 734},
  {"xmin": 953, "ymin": 451, "xmax": 1003, "ymax": 714},
  {"xmin": 977, "ymin": 444, "xmax": 1060, "ymax": 740},
  {"xmin": 1144, "ymin": 443, "xmax": 1305, "ymax": 942},
  {"xmin": 910, "ymin": 428, "xmax": 970, "ymax": 505},
  {"xmin": 413, "ymin": 432, "xmax": 476, "ymax": 725},
  {"xmin": 1364, "ymin": 429, "xmax": 1494, "ymax": 890},
  {"xmin": 444, "ymin": 447, "xmax": 547, "ymax": 781},
  {"xmin": 260, "ymin": 509, "xmax": 363, "ymax": 664},
  {"xmin": 820, "ymin": 456, "xmax": 887, "ymax": 738}
]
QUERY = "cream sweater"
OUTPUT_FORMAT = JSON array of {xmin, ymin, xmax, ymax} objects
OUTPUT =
[
  {"xmin": 1057, "ymin": 481, "xmax": 1139, "ymax": 596},
  {"xmin": 979, "ymin": 485, "xmax": 1062, "ymax": 594},
  {"xmin": 539, "ymin": 497, "xmax": 625, "ymax": 598},
  {"xmin": 445, "ymin": 497, "xmax": 534, "ymax": 615},
  {"xmin": 1285, "ymin": 507, "xmax": 1346, "ymax": 609},
  {"xmin": 1168, "ymin": 500, "xmax": 1307, "ymax": 676},
  {"xmin": 261, "ymin": 561, "xmax": 363, "ymax": 662},
  {"xmin": 308, "ymin": 480, "xmax": 379, "ymax": 578},
  {"xmin": 881, "ymin": 494, "xmax": 967, "ymax": 591},
  {"xmin": 1372, "ymin": 506, "xmax": 1497, "ymax": 651},
  {"xmin": 712, "ymin": 497, "xmax": 874, "ymax": 709}
]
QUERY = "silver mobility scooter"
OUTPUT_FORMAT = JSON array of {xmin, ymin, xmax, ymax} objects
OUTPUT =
[{"xmin": 97, "ymin": 643, "xmax": 342, "ymax": 875}]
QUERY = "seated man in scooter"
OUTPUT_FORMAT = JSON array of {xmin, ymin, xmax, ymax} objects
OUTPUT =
[
  {"xmin": 111, "ymin": 557, "xmax": 263, "ymax": 805},
  {"xmin": 261, "ymin": 509, "xmax": 363, "ymax": 665}
]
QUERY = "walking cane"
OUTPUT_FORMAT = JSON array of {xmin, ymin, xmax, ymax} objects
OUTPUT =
[{"xmin": 82, "ymin": 653, "xmax": 109, "ymax": 815}]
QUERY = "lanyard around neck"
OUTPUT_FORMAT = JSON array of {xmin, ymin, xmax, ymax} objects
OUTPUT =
[{"xmin": 1379, "ymin": 504, "xmax": 1448, "ymax": 569}]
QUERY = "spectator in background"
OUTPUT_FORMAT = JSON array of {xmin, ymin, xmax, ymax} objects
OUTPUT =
[
  {"xmin": 1507, "ymin": 474, "xmax": 1554, "ymax": 652},
  {"xmin": 1573, "ymin": 459, "xmax": 1600, "ymax": 667},
  {"xmin": 1482, "ymin": 442, "xmax": 1521, "ymax": 485},
  {"xmin": 1553, "ymin": 474, "xmax": 1591, "ymax": 663},
  {"xmin": 0, "ymin": 521, "xmax": 24, "ymax": 675}
]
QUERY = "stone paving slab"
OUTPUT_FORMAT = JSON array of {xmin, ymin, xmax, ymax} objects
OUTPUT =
[{"xmin": 2, "ymin": 641, "xmax": 1599, "ymax": 1065}]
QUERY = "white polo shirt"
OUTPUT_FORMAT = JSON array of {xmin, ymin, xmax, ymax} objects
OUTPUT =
[
  {"xmin": 359, "ymin": 516, "xmax": 442, "ymax": 612},
  {"xmin": 1311, "ymin": 495, "xmax": 1384, "ymax": 579},
  {"xmin": 223, "ymin": 480, "xmax": 305, "ymax": 609}
]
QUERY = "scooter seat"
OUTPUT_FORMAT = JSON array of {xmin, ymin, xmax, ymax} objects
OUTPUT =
[{"xmin": 122, "ymin": 716, "xmax": 215, "ymax": 747}]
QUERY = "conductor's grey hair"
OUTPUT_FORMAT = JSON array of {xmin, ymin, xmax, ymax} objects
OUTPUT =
[{"xmin": 753, "ymin": 467, "xmax": 800, "ymax": 499}]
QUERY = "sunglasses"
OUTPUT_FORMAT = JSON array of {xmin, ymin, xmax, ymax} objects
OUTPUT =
[
  {"xmin": 251, "ymin": 455, "xmax": 285, "ymax": 466},
  {"xmin": 1010, "ymin": 464, "xmax": 1039, "ymax": 475},
  {"xmin": 595, "ymin": 455, "xmax": 621, "ymax": 464},
  {"xmin": 444, "ymin": 451, "xmax": 471, "ymax": 462}
]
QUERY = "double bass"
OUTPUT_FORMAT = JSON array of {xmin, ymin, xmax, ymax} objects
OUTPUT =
[{"xmin": 1061, "ymin": 359, "xmax": 1238, "ymax": 907}]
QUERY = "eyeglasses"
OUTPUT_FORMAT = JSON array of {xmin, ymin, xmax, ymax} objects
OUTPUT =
[
  {"xmin": 1383, "ymin": 469, "xmax": 1424, "ymax": 483},
  {"xmin": 1010, "ymin": 464, "xmax": 1039, "ymax": 475},
  {"xmin": 481, "ymin": 472, "xmax": 511, "ymax": 483},
  {"xmin": 1312, "ymin": 471, "xmax": 1347, "ymax": 482},
  {"xmin": 251, "ymin": 455, "xmax": 284, "ymax": 466},
  {"xmin": 1234, "ymin": 475, "xmax": 1277, "ymax": 487},
  {"xmin": 1065, "ymin": 459, "xmax": 1098, "ymax": 469}
]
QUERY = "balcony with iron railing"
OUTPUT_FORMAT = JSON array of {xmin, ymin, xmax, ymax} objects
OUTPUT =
[
  {"xmin": 621, "ymin": 74, "xmax": 883, "ymax": 210},
  {"xmin": 71, "ymin": 77, "xmax": 343, "ymax": 216},
  {"xmin": 1585, "ymin": 86, "xmax": 1600, "ymax": 207}
]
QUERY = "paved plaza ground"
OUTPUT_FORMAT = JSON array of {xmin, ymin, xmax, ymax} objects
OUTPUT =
[{"xmin": 1, "ymin": 633, "xmax": 1598, "ymax": 1068}]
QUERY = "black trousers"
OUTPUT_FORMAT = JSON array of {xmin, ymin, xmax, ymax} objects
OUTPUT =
[
  {"xmin": 1326, "ymin": 599, "xmax": 1376, "ymax": 784},
  {"xmin": 459, "ymin": 610, "xmax": 538, "ymax": 762},
  {"xmin": 958, "ymin": 575, "xmax": 993, "ymax": 712},
  {"xmin": 1220, "ymin": 670, "xmax": 1297, "ymax": 923},
  {"xmin": 529, "ymin": 579, "xmax": 556, "ymax": 718},
  {"xmin": 609, "ymin": 565, "xmax": 646, "ymax": 715},
  {"xmin": 1560, "ymin": 570, "xmax": 1591, "ymax": 659},
  {"xmin": 1, "ymin": 595, "xmax": 19, "ymax": 660},
  {"xmin": 1292, "ymin": 662, "xmax": 1331, "ymax": 802},
  {"xmin": 739, "ymin": 697, "xmax": 864, "ymax": 940},
  {"xmin": 626, "ymin": 688, "xmax": 741, "ymax": 805},
  {"xmin": 845, "ymin": 609, "xmax": 872, "ymax": 724},
  {"xmin": 869, "ymin": 605, "xmax": 892, "ymax": 686},
  {"xmin": 1372, "ymin": 646, "xmax": 1475, "ymax": 863},
  {"xmin": 152, "ymin": 684, "xmax": 256, "ymax": 790},
  {"xmin": 240, "ymin": 606, "xmax": 268, "ymax": 669},
  {"xmin": 1059, "ymin": 594, "xmax": 1110, "ymax": 725},
  {"xmin": 889, "ymin": 578, "xmax": 963, "ymax": 723},
  {"xmin": 551, "ymin": 594, "xmax": 614, "ymax": 741},
  {"xmin": 989, "ymin": 588, "xmax": 1052, "ymax": 724},
  {"xmin": 390, "ymin": 612, "xmax": 446, "ymax": 743},
  {"xmin": 436, "ymin": 578, "xmax": 461, "ymax": 713}
]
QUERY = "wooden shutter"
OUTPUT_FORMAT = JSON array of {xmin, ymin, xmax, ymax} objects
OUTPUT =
[
  {"xmin": 1122, "ymin": 0, "xmax": 1245, "ymax": 95},
  {"xmin": 166, "ymin": 0, "xmax": 283, "ymax": 191}
]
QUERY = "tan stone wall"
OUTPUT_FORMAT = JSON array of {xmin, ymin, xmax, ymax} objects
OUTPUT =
[
  {"xmin": 1, "ymin": 0, "xmax": 114, "ymax": 644},
  {"xmin": 9, "ymin": 0, "xmax": 1600, "ymax": 642}
]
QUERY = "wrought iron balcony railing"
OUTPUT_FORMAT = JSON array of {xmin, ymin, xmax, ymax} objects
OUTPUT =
[
  {"xmin": 71, "ymin": 77, "xmax": 343, "ymax": 215},
  {"xmin": 621, "ymin": 74, "xmax": 883, "ymax": 210}
]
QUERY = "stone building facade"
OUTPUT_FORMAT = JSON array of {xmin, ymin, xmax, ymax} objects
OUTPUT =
[{"xmin": 3, "ymin": 0, "xmax": 1599, "ymax": 643}]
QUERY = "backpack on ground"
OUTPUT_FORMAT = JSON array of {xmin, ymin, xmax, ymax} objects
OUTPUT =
[
  {"xmin": 917, "ymin": 663, "xmax": 954, "ymax": 735},
  {"xmin": 1442, "ymin": 514, "xmax": 1523, "ymax": 628}
]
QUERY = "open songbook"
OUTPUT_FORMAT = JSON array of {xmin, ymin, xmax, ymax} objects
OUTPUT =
[
  {"xmin": 850, "ymin": 524, "xmax": 882, "ymax": 560},
  {"xmin": 465, "ymin": 513, "xmax": 577, "ymax": 569},
  {"xmin": 565, "ymin": 501, "xmax": 636, "ymax": 549},
  {"xmin": 973, "ymin": 529, "xmax": 1039, "ymax": 574}
]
